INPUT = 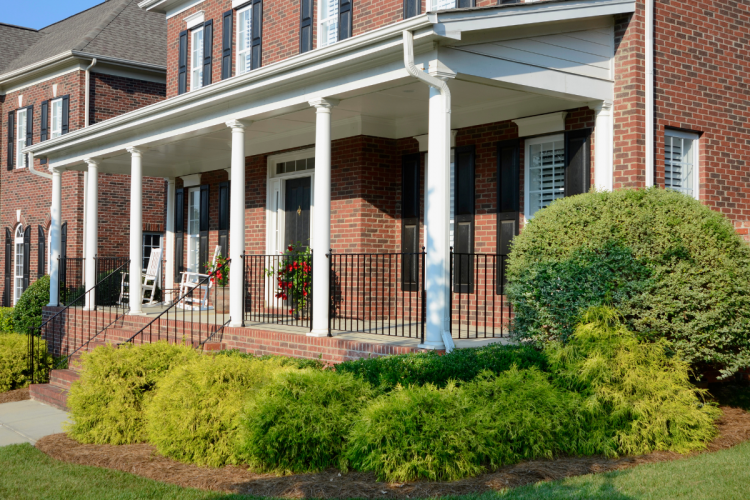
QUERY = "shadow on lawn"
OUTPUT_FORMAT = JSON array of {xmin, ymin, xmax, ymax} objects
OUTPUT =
[{"xmin": 490, "ymin": 472, "xmax": 637, "ymax": 500}]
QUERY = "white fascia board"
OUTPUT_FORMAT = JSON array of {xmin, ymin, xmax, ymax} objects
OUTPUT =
[
  {"xmin": 0, "ymin": 51, "xmax": 74, "ymax": 91},
  {"xmin": 434, "ymin": 0, "xmax": 635, "ymax": 33},
  {"xmin": 2, "ymin": 63, "xmax": 82, "ymax": 95}
]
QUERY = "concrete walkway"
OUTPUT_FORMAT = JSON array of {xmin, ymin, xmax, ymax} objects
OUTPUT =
[{"xmin": 0, "ymin": 400, "xmax": 70, "ymax": 446}]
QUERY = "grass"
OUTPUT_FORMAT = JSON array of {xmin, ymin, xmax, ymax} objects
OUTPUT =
[{"xmin": 1, "ymin": 439, "xmax": 750, "ymax": 499}]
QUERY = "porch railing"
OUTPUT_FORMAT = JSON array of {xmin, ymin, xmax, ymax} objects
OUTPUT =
[
  {"xmin": 28, "ymin": 259, "xmax": 130, "ymax": 384},
  {"xmin": 328, "ymin": 251, "xmax": 426, "ymax": 341},
  {"xmin": 242, "ymin": 253, "xmax": 313, "ymax": 330},
  {"xmin": 450, "ymin": 251, "xmax": 511, "ymax": 339}
]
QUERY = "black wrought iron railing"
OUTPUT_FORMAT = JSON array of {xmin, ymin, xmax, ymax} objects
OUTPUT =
[
  {"xmin": 28, "ymin": 258, "xmax": 130, "ymax": 384},
  {"xmin": 242, "ymin": 253, "xmax": 313, "ymax": 330},
  {"xmin": 450, "ymin": 251, "xmax": 511, "ymax": 339},
  {"xmin": 328, "ymin": 251, "xmax": 426, "ymax": 341},
  {"xmin": 121, "ymin": 259, "xmax": 231, "ymax": 347}
]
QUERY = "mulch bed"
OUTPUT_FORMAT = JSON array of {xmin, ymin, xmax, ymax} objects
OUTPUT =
[
  {"xmin": 0, "ymin": 387, "xmax": 30, "ymax": 404},
  {"xmin": 36, "ymin": 406, "xmax": 750, "ymax": 499}
]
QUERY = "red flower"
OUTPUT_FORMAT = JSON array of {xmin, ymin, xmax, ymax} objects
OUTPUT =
[
  {"xmin": 289, "ymin": 309, "xmax": 294, "ymax": 314},
  {"xmin": 293, "ymin": 261, "xmax": 299, "ymax": 270},
  {"xmin": 288, "ymin": 245, "xmax": 294, "ymax": 252},
  {"xmin": 303, "ymin": 291, "xmax": 308, "ymax": 297}
]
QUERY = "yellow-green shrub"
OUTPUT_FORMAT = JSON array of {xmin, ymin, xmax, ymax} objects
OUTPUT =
[
  {"xmin": 547, "ymin": 307, "xmax": 721, "ymax": 455},
  {"xmin": 0, "ymin": 333, "xmax": 52, "ymax": 391},
  {"xmin": 146, "ymin": 355, "xmax": 288, "ymax": 467},
  {"xmin": 0, "ymin": 308, "xmax": 15, "ymax": 333},
  {"xmin": 66, "ymin": 342, "xmax": 199, "ymax": 445}
]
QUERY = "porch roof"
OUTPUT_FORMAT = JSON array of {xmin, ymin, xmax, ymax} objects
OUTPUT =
[{"xmin": 26, "ymin": 0, "xmax": 634, "ymax": 178}]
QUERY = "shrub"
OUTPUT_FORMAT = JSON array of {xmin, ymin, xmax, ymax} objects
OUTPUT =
[
  {"xmin": 215, "ymin": 349, "xmax": 324, "ymax": 370},
  {"xmin": 0, "ymin": 333, "xmax": 53, "ymax": 391},
  {"xmin": 146, "ymin": 355, "xmax": 288, "ymax": 467},
  {"xmin": 0, "ymin": 308, "xmax": 15, "ymax": 333},
  {"xmin": 13, "ymin": 275, "xmax": 50, "ymax": 333},
  {"xmin": 547, "ymin": 307, "xmax": 721, "ymax": 455},
  {"xmin": 238, "ymin": 369, "xmax": 374, "ymax": 473},
  {"xmin": 507, "ymin": 188, "xmax": 750, "ymax": 378},
  {"xmin": 336, "ymin": 343, "xmax": 547, "ymax": 391},
  {"xmin": 66, "ymin": 342, "xmax": 199, "ymax": 445}
]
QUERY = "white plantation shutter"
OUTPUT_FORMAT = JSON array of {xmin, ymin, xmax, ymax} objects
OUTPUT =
[
  {"xmin": 665, "ymin": 130, "xmax": 698, "ymax": 198},
  {"xmin": 237, "ymin": 6, "xmax": 252, "ymax": 75},
  {"xmin": 528, "ymin": 137, "xmax": 565, "ymax": 217},
  {"xmin": 320, "ymin": 0, "xmax": 339, "ymax": 47},
  {"xmin": 431, "ymin": 0, "xmax": 456, "ymax": 10}
]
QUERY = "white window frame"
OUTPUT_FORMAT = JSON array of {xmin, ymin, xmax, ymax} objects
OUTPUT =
[
  {"xmin": 190, "ymin": 26, "xmax": 204, "ymax": 92},
  {"xmin": 16, "ymin": 108, "xmax": 27, "ymax": 169},
  {"xmin": 429, "ymin": 0, "xmax": 457, "ymax": 11},
  {"xmin": 14, "ymin": 225, "xmax": 24, "ymax": 305},
  {"xmin": 524, "ymin": 133, "xmax": 566, "ymax": 219},
  {"xmin": 236, "ymin": 5, "xmax": 253, "ymax": 76},
  {"xmin": 318, "ymin": 0, "xmax": 339, "ymax": 49},
  {"xmin": 142, "ymin": 233, "xmax": 163, "ymax": 272},
  {"xmin": 665, "ymin": 129, "xmax": 700, "ymax": 200},
  {"xmin": 186, "ymin": 188, "xmax": 201, "ymax": 273},
  {"xmin": 50, "ymin": 98, "xmax": 63, "ymax": 139}
]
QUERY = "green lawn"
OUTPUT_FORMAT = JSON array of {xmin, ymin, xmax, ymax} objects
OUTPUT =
[{"xmin": 2, "ymin": 440, "xmax": 750, "ymax": 500}]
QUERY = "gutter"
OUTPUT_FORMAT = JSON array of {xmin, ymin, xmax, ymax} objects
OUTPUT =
[
  {"xmin": 402, "ymin": 30, "xmax": 451, "ymax": 110},
  {"xmin": 85, "ymin": 58, "xmax": 98, "ymax": 127},
  {"xmin": 28, "ymin": 153, "xmax": 52, "ymax": 180},
  {"xmin": 645, "ymin": 0, "xmax": 654, "ymax": 187}
]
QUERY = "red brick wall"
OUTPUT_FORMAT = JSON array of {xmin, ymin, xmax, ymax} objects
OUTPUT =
[{"xmin": 89, "ymin": 73, "xmax": 166, "ymax": 125}]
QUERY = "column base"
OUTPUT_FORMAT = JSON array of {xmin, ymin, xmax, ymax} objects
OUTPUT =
[
  {"xmin": 47, "ymin": 302, "xmax": 58, "ymax": 307},
  {"xmin": 418, "ymin": 340, "xmax": 446, "ymax": 350},
  {"xmin": 127, "ymin": 309, "xmax": 147, "ymax": 316},
  {"xmin": 307, "ymin": 329, "xmax": 331, "ymax": 338},
  {"xmin": 228, "ymin": 320, "xmax": 243, "ymax": 328}
]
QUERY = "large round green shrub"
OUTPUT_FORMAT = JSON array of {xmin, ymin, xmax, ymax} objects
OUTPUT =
[
  {"xmin": 12, "ymin": 275, "xmax": 50, "ymax": 333},
  {"xmin": 507, "ymin": 188, "xmax": 750, "ymax": 378},
  {"xmin": 146, "ymin": 355, "xmax": 288, "ymax": 467},
  {"xmin": 66, "ymin": 341, "xmax": 199, "ymax": 445},
  {"xmin": 0, "ymin": 333, "xmax": 53, "ymax": 391},
  {"xmin": 238, "ymin": 369, "xmax": 374, "ymax": 473}
]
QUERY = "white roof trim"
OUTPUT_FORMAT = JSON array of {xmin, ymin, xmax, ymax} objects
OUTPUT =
[
  {"xmin": 513, "ymin": 112, "xmax": 568, "ymax": 137},
  {"xmin": 180, "ymin": 173, "xmax": 201, "ymax": 187}
]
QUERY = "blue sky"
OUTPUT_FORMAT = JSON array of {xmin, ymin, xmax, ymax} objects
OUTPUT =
[{"xmin": 2, "ymin": 0, "xmax": 104, "ymax": 30}]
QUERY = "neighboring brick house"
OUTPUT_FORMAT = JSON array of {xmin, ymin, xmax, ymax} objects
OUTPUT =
[
  {"xmin": 0, "ymin": 0, "xmax": 168, "ymax": 306},
  {"xmin": 24, "ymin": 0, "xmax": 750, "ymax": 355}
]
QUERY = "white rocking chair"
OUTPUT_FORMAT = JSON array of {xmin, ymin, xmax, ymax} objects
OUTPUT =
[
  {"xmin": 119, "ymin": 248, "xmax": 163, "ymax": 305},
  {"xmin": 176, "ymin": 246, "xmax": 221, "ymax": 311}
]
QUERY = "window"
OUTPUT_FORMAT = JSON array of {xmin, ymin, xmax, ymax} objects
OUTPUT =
[
  {"xmin": 142, "ymin": 233, "xmax": 163, "ymax": 271},
  {"xmin": 14, "ymin": 225, "xmax": 23, "ymax": 305},
  {"xmin": 430, "ymin": 0, "xmax": 457, "ymax": 9},
  {"xmin": 665, "ymin": 129, "xmax": 699, "ymax": 199},
  {"xmin": 191, "ymin": 27, "xmax": 204, "ymax": 91},
  {"xmin": 16, "ymin": 108, "xmax": 27, "ymax": 169},
  {"xmin": 50, "ymin": 98, "xmax": 63, "ymax": 139},
  {"xmin": 186, "ymin": 188, "xmax": 201, "ymax": 273},
  {"xmin": 319, "ymin": 0, "xmax": 339, "ymax": 48},
  {"xmin": 525, "ymin": 134, "xmax": 565, "ymax": 218},
  {"xmin": 236, "ymin": 5, "xmax": 252, "ymax": 75}
]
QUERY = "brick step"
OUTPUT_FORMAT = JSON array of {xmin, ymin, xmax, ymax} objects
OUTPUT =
[
  {"xmin": 29, "ymin": 383, "xmax": 69, "ymax": 411},
  {"xmin": 49, "ymin": 369, "xmax": 80, "ymax": 391}
]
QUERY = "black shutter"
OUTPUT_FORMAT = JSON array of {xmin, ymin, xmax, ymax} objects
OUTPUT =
[
  {"xmin": 3, "ymin": 229, "xmax": 10, "ymax": 307},
  {"xmin": 218, "ymin": 181, "xmax": 230, "ymax": 259},
  {"xmin": 339, "ymin": 0, "xmax": 352, "ymax": 41},
  {"xmin": 7, "ymin": 112, "xmax": 14, "ymax": 170},
  {"xmin": 59, "ymin": 222, "xmax": 67, "ymax": 297},
  {"xmin": 404, "ymin": 0, "xmax": 420, "ymax": 18},
  {"xmin": 401, "ymin": 154, "xmax": 420, "ymax": 291},
  {"xmin": 453, "ymin": 146, "xmax": 475, "ymax": 293},
  {"xmin": 25, "ymin": 105, "xmax": 33, "ymax": 167},
  {"xmin": 38, "ymin": 226, "xmax": 46, "ymax": 277},
  {"xmin": 203, "ymin": 20, "xmax": 214, "ymax": 87},
  {"xmin": 300, "ymin": 0, "xmax": 313, "ymax": 53},
  {"xmin": 61, "ymin": 222, "xmax": 67, "ymax": 260},
  {"xmin": 221, "ymin": 10, "xmax": 233, "ymax": 79},
  {"xmin": 61, "ymin": 96, "xmax": 70, "ymax": 134},
  {"xmin": 457, "ymin": 0, "xmax": 475, "ymax": 7},
  {"xmin": 174, "ymin": 188, "xmax": 184, "ymax": 280},
  {"xmin": 178, "ymin": 30, "xmax": 188, "ymax": 94},
  {"xmin": 496, "ymin": 139, "xmax": 520, "ymax": 294},
  {"xmin": 251, "ymin": 0, "xmax": 263, "ymax": 70},
  {"xmin": 40, "ymin": 100, "xmax": 49, "ymax": 142},
  {"xmin": 22, "ymin": 226, "xmax": 30, "ymax": 292},
  {"xmin": 198, "ymin": 184, "xmax": 209, "ymax": 274},
  {"xmin": 564, "ymin": 128, "xmax": 592, "ymax": 197}
]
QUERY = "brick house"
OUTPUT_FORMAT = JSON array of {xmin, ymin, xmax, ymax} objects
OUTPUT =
[
  {"xmin": 0, "ymin": 0, "xmax": 168, "ymax": 306},
  {"xmin": 21, "ymin": 0, "xmax": 750, "ymax": 362}
]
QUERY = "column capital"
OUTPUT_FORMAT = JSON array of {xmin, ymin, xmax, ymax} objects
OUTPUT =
[
  {"xmin": 589, "ymin": 100, "xmax": 614, "ymax": 114},
  {"xmin": 308, "ymin": 97, "xmax": 340, "ymax": 109},
  {"xmin": 51, "ymin": 167, "xmax": 65, "ymax": 175},
  {"xmin": 226, "ymin": 119, "xmax": 249, "ymax": 130},
  {"xmin": 83, "ymin": 158, "xmax": 99, "ymax": 167},
  {"xmin": 126, "ymin": 146, "xmax": 142, "ymax": 156}
]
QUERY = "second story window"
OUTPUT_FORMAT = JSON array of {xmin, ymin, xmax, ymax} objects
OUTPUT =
[
  {"xmin": 237, "ymin": 5, "xmax": 252, "ymax": 75},
  {"xmin": 191, "ymin": 27, "xmax": 204, "ymax": 91},
  {"xmin": 429, "ymin": 0, "xmax": 474, "ymax": 10},
  {"xmin": 319, "ymin": 0, "xmax": 351, "ymax": 48},
  {"xmin": 50, "ymin": 99, "xmax": 63, "ymax": 139},
  {"xmin": 16, "ymin": 108, "xmax": 27, "ymax": 169}
]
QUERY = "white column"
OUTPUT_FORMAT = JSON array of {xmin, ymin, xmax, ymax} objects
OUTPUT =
[
  {"xmin": 48, "ymin": 168, "xmax": 63, "ymax": 307},
  {"xmin": 82, "ymin": 171, "xmax": 88, "ymax": 263},
  {"xmin": 127, "ymin": 147, "xmax": 144, "ymax": 315},
  {"xmin": 164, "ymin": 178, "xmax": 175, "ymax": 303},
  {"xmin": 422, "ymin": 85, "xmax": 451, "ymax": 350},
  {"xmin": 308, "ymin": 98, "xmax": 338, "ymax": 337},
  {"xmin": 84, "ymin": 159, "xmax": 99, "ymax": 310},
  {"xmin": 591, "ymin": 100, "xmax": 614, "ymax": 192},
  {"xmin": 227, "ymin": 120, "xmax": 247, "ymax": 326}
]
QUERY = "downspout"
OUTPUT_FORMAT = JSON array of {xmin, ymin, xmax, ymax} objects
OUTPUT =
[
  {"xmin": 645, "ymin": 0, "xmax": 654, "ymax": 187},
  {"xmin": 84, "ymin": 58, "xmax": 97, "ymax": 127},
  {"xmin": 82, "ymin": 58, "xmax": 96, "ymax": 264}
]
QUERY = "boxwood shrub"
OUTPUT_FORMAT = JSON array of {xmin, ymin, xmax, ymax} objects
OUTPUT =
[
  {"xmin": 12, "ymin": 275, "xmax": 50, "ymax": 333},
  {"xmin": 507, "ymin": 188, "xmax": 750, "ymax": 378},
  {"xmin": 0, "ymin": 308, "xmax": 15, "ymax": 333},
  {"xmin": 336, "ymin": 343, "xmax": 547, "ymax": 391},
  {"xmin": 0, "ymin": 333, "xmax": 53, "ymax": 392},
  {"xmin": 66, "ymin": 342, "xmax": 199, "ymax": 445}
]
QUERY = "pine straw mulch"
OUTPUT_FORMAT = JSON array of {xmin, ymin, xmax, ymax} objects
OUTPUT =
[
  {"xmin": 36, "ymin": 406, "xmax": 750, "ymax": 499},
  {"xmin": 0, "ymin": 387, "xmax": 30, "ymax": 404}
]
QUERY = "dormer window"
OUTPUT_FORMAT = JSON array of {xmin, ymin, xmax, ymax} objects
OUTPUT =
[{"xmin": 191, "ymin": 27, "xmax": 204, "ymax": 91}]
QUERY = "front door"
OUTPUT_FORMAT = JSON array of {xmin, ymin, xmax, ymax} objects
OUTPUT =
[{"xmin": 284, "ymin": 177, "xmax": 311, "ymax": 250}]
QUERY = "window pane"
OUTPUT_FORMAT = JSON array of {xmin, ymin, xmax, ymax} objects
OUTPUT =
[
  {"xmin": 528, "ymin": 139, "xmax": 565, "ymax": 217},
  {"xmin": 431, "ymin": 0, "xmax": 457, "ymax": 10},
  {"xmin": 320, "ymin": 0, "xmax": 339, "ymax": 47},
  {"xmin": 51, "ymin": 100, "xmax": 62, "ymax": 139},
  {"xmin": 17, "ymin": 109, "xmax": 27, "ymax": 168},
  {"xmin": 187, "ymin": 189, "xmax": 200, "ymax": 273},
  {"xmin": 191, "ymin": 28, "xmax": 204, "ymax": 90},
  {"xmin": 665, "ymin": 135, "xmax": 695, "ymax": 197},
  {"xmin": 237, "ymin": 8, "xmax": 252, "ymax": 75}
]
